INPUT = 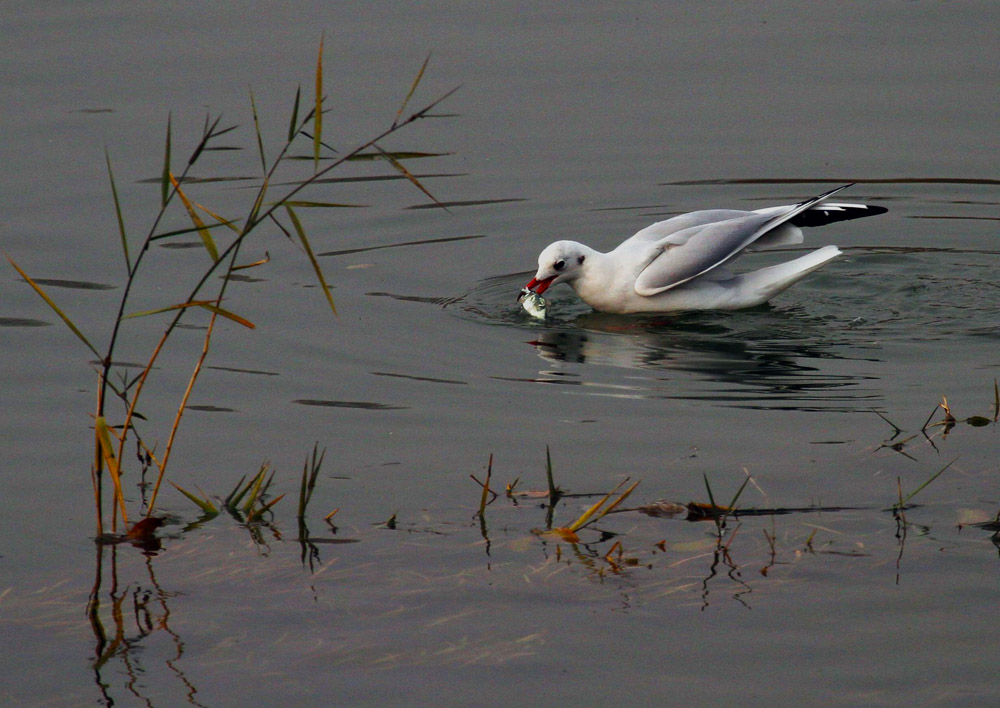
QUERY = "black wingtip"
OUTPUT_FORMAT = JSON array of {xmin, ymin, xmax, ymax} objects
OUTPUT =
[{"xmin": 791, "ymin": 201, "xmax": 889, "ymax": 227}]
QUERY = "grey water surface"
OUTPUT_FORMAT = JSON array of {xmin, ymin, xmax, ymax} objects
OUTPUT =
[{"xmin": 2, "ymin": 2, "xmax": 999, "ymax": 706}]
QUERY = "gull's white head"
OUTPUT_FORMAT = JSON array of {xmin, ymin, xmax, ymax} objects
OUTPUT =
[{"xmin": 523, "ymin": 241, "xmax": 589, "ymax": 295}]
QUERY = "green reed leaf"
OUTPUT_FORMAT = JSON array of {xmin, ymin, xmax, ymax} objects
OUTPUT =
[
  {"xmin": 249, "ymin": 86, "xmax": 267, "ymax": 173},
  {"xmin": 170, "ymin": 481, "xmax": 219, "ymax": 514},
  {"xmin": 161, "ymin": 113, "xmax": 172, "ymax": 207},
  {"xmin": 6, "ymin": 255, "xmax": 101, "ymax": 359},
  {"xmin": 285, "ymin": 205, "xmax": 336, "ymax": 315},
  {"xmin": 169, "ymin": 172, "xmax": 219, "ymax": 262},
  {"xmin": 288, "ymin": 85, "xmax": 301, "ymax": 142},
  {"xmin": 104, "ymin": 150, "xmax": 129, "ymax": 272}
]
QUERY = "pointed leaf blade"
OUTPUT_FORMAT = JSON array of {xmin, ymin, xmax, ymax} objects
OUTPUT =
[
  {"xmin": 6, "ymin": 255, "xmax": 101, "ymax": 359},
  {"xmin": 285, "ymin": 205, "xmax": 336, "ymax": 316},
  {"xmin": 313, "ymin": 34, "xmax": 324, "ymax": 170},
  {"xmin": 169, "ymin": 172, "xmax": 219, "ymax": 262},
  {"xmin": 105, "ymin": 150, "xmax": 130, "ymax": 272}
]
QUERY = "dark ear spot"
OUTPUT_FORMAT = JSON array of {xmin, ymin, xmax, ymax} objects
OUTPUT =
[{"xmin": 577, "ymin": 255, "xmax": 585, "ymax": 264}]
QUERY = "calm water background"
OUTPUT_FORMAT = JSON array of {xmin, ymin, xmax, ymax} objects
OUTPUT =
[{"xmin": 2, "ymin": 2, "xmax": 999, "ymax": 706}]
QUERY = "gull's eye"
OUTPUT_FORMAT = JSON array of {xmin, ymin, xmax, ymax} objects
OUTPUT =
[{"xmin": 553, "ymin": 259, "xmax": 566, "ymax": 271}]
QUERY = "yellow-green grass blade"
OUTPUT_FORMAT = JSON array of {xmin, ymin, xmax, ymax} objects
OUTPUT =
[
  {"xmin": 247, "ymin": 493, "xmax": 285, "ymax": 522},
  {"xmin": 197, "ymin": 303, "xmax": 255, "ymax": 328},
  {"xmin": 566, "ymin": 478, "xmax": 632, "ymax": 532},
  {"xmin": 6, "ymin": 255, "xmax": 101, "ymax": 359},
  {"xmin": 478, "ymin": 454, "xmax": 493, "ymax": 516},
  {"xmin": 170, "ymin": 481, "xmax": 219, "ymax": 514},
  {"xmin": 726, "ymin": 473, "xmax": 753, "ymax": 512},
  {"xmin": 193, "ymin": 200, "xmax": 242, "ymax": 234},
  {"xmin": 900, "ymin": 459, "xmax": 956, "ymax": 506},
  {"xmin": 589, "ymin": 480, "xmax": 640, "ymax": 525},
  {"xmin": 123, "ymin": 300, "xmax": 255, "ymax": 329},
  {"xmin": 285, "ymin": 205, "xmax": 336, "ymax": 315},
  {"xmin": 105, "ymin": 150, "xmax": 130, "ymax": 272},
  {"xmin": 241, "ymin": 467, "xmax": 268, "ymax": 514},
  {"xmin": 567, "ymin": 493, "xmax": 614, "ymax": 533},
  {"xmin": 169, "ymin": 173, "xmax": 219, "ymax": 262},
  {"xmin": 96, "ymin": 416, "xmax": 129, "ymax": 525},
  {"xmin": 224, "ymin": 474, "xmax": 249, "ymax": 508}
]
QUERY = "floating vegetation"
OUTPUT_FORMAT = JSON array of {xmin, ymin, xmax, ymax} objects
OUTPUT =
[{"xmin": 874, "ymin": 380, "xmax": 999, "ymax": 460}]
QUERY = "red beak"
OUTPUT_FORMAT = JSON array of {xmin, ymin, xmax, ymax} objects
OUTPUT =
[{"xmin": 525, "ymin": 275, "xmax": 555, "ymax": 295}]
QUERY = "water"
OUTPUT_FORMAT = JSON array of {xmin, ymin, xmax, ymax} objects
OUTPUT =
[{"xmin": 2, "ymin": 2, "xmax": 999, "ymax": 706}]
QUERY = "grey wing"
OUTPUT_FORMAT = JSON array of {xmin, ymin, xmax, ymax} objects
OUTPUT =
[
  {"xmin": 623, "ymin": 209, "xmax": 752, "ymax": 247},
  {"xmin": 633, "ymin": 184, "xmax": 854, "ymax": 296},
  {"xmin": 633, "ymin": 213, "xmax": 774, "ymax": 296}
]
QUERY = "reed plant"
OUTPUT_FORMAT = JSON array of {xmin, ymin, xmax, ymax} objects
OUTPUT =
[{"xmin": 7, "ymin": 42, "xmax": 455, "ymax": 538}]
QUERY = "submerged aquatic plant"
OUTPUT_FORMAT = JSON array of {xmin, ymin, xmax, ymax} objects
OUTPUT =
[{"xmin": 7, "ymin": 42, "xmax": 457, "ymax": 538}]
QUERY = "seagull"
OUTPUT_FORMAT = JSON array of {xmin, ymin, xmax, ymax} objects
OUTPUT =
[{"xmin": 520, "ymin": 184, "xmax": 886, "ymax": 314}]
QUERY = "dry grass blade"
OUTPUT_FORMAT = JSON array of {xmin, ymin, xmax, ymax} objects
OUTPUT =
[
  {"xmin": 105, "ymin": 150, "xmax": 129, "ymax": 272},
  {"xmin": 123, "ymin": 300, "xmax": 255, "ymax": 329},
  {"xmin": 374, "ymin": 143, "xmax": 449, "ymax": 211},
  {"xmin": 6, "ymin": 255, "xmax": 101, "ymax": 359},
  {"xmin": 313, "ymin": 33, "xmax": 324, "ymax": 170},
  {"xmin": 285, "ymin": 205, "xmax": 336, "ymax": 315},
  {"xmin": 195, "ymin": 303, "xmax": 255, "ymax": 329},
  {"xmin": 169, "ymin": 173, "xmax": 219, "ymax": 262},
  {"xmin": 394, "ymin": 52, "xmax": 431, "ymax": 128},
  {"xmin": 232, "ymin": 253, "xmax": 270, "ymax": 271},
  {"xmin": 95, "ymin": 417, "xmax": 128, "ymax": 527},
  {"xmin": 540, "ymin": 527, "xmax": 580, "ymax": 543}
]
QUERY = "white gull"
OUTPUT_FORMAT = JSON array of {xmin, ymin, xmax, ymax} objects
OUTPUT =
[{"xmin": 520, "ymin": 184, "xmax": 886, "ymax": 314}]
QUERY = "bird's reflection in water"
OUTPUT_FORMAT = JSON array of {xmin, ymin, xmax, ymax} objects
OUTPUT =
[{"xmin": 525, "ymin": 308, "xmax": 882, "ymax": 410}]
